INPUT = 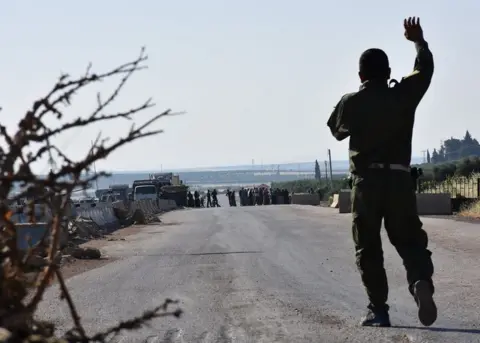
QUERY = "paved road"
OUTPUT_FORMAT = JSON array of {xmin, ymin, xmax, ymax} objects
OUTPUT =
[{"xmin": 39, "ymin": 205, "xmax": 480, "ymax": 342}]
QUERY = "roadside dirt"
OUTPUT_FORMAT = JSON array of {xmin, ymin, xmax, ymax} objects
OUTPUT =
[{"xmin": 58, "ymin": 224, "xmax": 150, "ymax": 281}]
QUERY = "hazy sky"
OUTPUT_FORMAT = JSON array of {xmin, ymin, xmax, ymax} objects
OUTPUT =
[{"xmin": 1, "ymin": 0, "xmax": 477, "ymax": 171}]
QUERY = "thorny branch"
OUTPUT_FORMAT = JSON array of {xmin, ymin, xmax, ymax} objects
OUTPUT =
[{"xmin": 0, "ymin": 47, "xmax": 183, "ymax": 342}]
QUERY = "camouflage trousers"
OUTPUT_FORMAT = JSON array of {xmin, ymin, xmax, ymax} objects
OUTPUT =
[{"xmin": 351, "ymin": 170, "xmax": 434, "ymax": 308}]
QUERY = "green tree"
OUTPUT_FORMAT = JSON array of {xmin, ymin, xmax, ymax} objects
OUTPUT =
[
  {"xmin": 431, "ymin": 148, "xmax": 439, "ymax": 164},
  {"xmin": 438, "ymin": 145, "xmax": 446, "ymax": 162},
  {"xmin": 443, "ymin": 137, "xmax": 463, "ymax": 161},
  {"xmin": 460, "ymin": 130, "xmax": 480, "ymax": 157},
  {"xmin": 430, "ymin": 131, "xmax": 480, "ymax": 164},
  {"xmin": 433, "ymin": 162, "xmax": 457, "ymax": 181},
  {"xmin": 314, "ymin": 160, "xmax": 321, "ymax": 180},
  {"xmin": 426, "ymin": 149, "xmax": 431, "ymax": 164}
]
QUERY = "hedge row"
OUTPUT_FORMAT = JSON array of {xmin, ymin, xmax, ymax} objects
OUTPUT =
[
  {"xmin": 416, "ymin": 156, "xmax": 480, "ymax": 181},
  {"xmin": 271, "ymin": 178, "xmax": 349, "ymax": 201}
]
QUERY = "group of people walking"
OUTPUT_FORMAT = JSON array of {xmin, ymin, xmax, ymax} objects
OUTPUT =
[
  {"xmin": 186, "ymin": 187, "xmax": 291, "ymax": 208},
  {"xmin": 186, "ymin": 189, "xmax": 220, "ymax": 208},
  {"xmin": 226, "ymin": 187, "xmax": 290, "ymax": 207}
]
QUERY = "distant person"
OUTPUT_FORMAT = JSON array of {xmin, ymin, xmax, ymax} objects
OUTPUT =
[
  {"xmin": 206, "ymin": 190, "xmax": 212, "ymax": 208},
  {"xmin": 263, "ymin": 189, "xmax": 270, "ymax": 205},
  {"xmin": 239, "ymin": 188, "xmax": 246, "ymax": 206},
  {"xmin": 194, "ymin": 190, "xmax": 200, "ymax": 208},
  {"xmin": 226, "ymin": 189, "xmax": 232, "ymax": 206},
  {"xmin": 283, "ymin": 189, "xmax": 290, "ymax": 204},
  {"xmin": 187, "ymin": 191, "xmax": 194, "ymax": 208},
  {"xmin": 212, "ymin": 189, "xmax": 219, "ymax": 207},
  {"xmin": 248, "ymin": 189, "xmax": 254, "ymax": 206},
  {"xmin": 271, "ymin": 188, "xmax": 277, "ymax": 205}
]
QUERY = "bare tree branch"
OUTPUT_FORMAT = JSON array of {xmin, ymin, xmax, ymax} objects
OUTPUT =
[{"xmin": 0, "ymin": 47, "xmax": 183, "ymax": 342}]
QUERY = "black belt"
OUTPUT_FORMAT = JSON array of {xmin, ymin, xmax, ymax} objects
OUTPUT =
[{"xmin": 368, "ymin": 163, "xmax": 410, "ymax": 172}]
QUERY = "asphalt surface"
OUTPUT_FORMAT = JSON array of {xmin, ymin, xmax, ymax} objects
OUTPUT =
[{"xmin": 39, "ymin": 201, "xmax": 480, "ymax": 342}]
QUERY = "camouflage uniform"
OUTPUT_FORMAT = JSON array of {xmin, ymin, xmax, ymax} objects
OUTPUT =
[{"xmin": 327, "ymin": 41, "xmax": 435, "ymax": 325}]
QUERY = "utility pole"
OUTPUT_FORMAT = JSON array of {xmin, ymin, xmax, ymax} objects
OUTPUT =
[
  {"xmin": 421, "ymin": 150, "xmax": 427, "ymax": 164},
  {"xmin": 324, "ymin": 161, "xmax": 328, "ymax": 181},
  {"xmin": 328, "ymin": 149, "xmax": 333, "ymax": 183}
]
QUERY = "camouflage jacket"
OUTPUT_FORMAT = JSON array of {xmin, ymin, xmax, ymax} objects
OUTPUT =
[{"xmin": 327, "ymin": 41, "xmax": 434, "ymax": 174}]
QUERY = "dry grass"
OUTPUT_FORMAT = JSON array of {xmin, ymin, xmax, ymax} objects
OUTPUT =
[{"xmin": 458, "ymin": 200, "xmax": 480, "ymax": 219}]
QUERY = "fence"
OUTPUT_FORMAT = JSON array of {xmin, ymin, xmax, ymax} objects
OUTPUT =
[
  {"xmin": 417, "ymin": 177, "xmax": 480, "ymax": 213},
  {"xmin": 418, "ymin": 178, "xmax": 480, "ymax": 199}
]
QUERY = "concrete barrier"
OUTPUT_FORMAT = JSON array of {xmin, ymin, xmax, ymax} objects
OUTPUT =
[
  {"xmin": 9, "ymin": 204, "xmax": 52, "ymax": 223},
  {"xmin": 338, "ymin": 189, "xmax": 352, "ymax": 213},
  {"xmin": 416, "ymin": 193, "xmax": 452, "ymax": 215},
  {"xmin": 12, "ymin": 198, "xmax": 178, "ymax": 240},
  {"xmin": 158, "ymin": 199, "xmax": 177, "ymax": 211},
  {"xmin": 291, "ymin": 193, "xmax": 320, "ymax": 206},
  {"xmin": 336, "ymin": 191, "xmax": 453, "ymax": 216},
  {"xmin": 16, "ymin": 223, "xmax": 48, "ymax": 251},
  {"xmin": 76, "ymin": 206, "xmax": 120, "ymax": 233},
  {"xmin": 111, "ymin": 200, "xmax": 126, "ymax": 211},
  {"xmin": 73, "ymin": 202, "xmax": 111, "ymax": 210}
]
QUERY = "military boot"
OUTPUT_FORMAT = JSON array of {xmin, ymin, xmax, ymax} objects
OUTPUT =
[
  {"xmin": 413, "ymin": 280, "xmax": 437, "ymax": 327},
  {"xmin": 360, "ymin": 304, "xmax": 391, "ymax": 327}
]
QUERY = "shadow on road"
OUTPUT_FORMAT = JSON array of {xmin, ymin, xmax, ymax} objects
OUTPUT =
[
  {"xmin": 125, "ymin": 251, "xmax": 265, "ymax": 257},
  {"xmin": 185, "ymin": 251, "xmax": 263, "ymax": 256},
  {"xmin": 393, "ymin": 325, "xmax": 480, "ymax": 334}
]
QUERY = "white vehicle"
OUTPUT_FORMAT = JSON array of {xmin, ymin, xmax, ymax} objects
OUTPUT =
[{"xmin": 133, "ymin": 185, "xmax": 157, "ymax": 201}]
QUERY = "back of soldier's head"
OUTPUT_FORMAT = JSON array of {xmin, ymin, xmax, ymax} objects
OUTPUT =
[{"xmin": 359, "ymin": 48, "xmax": 391, "ymax": 82}]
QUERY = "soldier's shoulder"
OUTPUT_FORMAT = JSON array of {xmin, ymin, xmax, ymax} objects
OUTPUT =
[
  {"xmin": 337, "ymin": 92, "xmax": 358, "ymax": 106},
  {"xmin": 340, "ymin": 92, "xmax": 358, "ymax": 101},
  {"xmin": 396, "ymin": 71, "xmax": 421, "ymax": 85}
]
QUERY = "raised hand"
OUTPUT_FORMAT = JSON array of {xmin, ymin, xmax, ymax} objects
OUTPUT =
[{"xmin": 404, "ymin": 17, "xmax": 424, "ymax": 42}]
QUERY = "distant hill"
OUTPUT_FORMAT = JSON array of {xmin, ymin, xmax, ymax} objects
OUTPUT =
[
  {"xmin": 80, "ymin": 157, "xmax": 425, "ymax": 190},
  {"xmin": 110, "ymin": 157, "xmax": 425, "ymax": 173}
]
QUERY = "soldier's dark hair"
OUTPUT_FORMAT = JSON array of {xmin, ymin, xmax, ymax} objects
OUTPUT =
[{"xmin": 359, "ymin": 48, "xmax": 390, "ymax": 81}]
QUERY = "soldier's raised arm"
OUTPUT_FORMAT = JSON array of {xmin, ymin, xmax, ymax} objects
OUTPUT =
[
  {"xmin": 327, "ymin": 93, "xmax": 354, "ymax": 141},
  {"xmin": 398, "ymin": 17, "xmax": 434, "ymax": 107}
]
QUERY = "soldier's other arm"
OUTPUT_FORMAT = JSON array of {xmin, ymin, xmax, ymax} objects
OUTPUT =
[
  {"xmin": 399, "ymin": 39, "xmax": 434, "ymax": 107},
  {"xmin": 327, "ymin": 94, "xmax": 353, "ymax": 141}
]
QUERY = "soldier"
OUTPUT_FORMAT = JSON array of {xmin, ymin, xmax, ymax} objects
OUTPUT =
[
  {"xmin": 248, "ymin": 188, "xmax": 254, "ymax": 206},
  {"xmin": 194, "ymin": 190, "xmax": 200, "ymax": 208},
  {"xmin": 263, "ymin": 188, "xmax": 271, "ymax": 205},
  {"xmin": 258, "ymin": 188, "xmax": 264, "ymax": 205},
  {"xmin": 206, "ymin": 190, "xmax": 212, "ymax": 208},
  {"xmin": 212, "ymin": 189, "xmax": 219, "ymax": 207},
  {"xmin": 326, "ymin": 17, "xmax": 436, "ymax": 327},
  {"xmin": 283, "ymin": 189, "xmax": 290, "ymax": 204},
  {"xmin": 187, "ymin": 191, "xmax": 194, "ymax": 208},
  {"xmin": 239, "ymin": 187, "xmax": 245, "ymax": 206},
  {"xmin": 226, "ymin": 189, "xmax": 232, "ymax": 206},
  {"xmin": 271, "ymin": 188, "xmax": 277, "ymax": 205}
]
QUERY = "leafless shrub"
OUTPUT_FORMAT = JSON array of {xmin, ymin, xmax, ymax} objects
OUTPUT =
[{"xmin": 0, "ymin": 47, "xmax": 182, "ymax": 342}]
